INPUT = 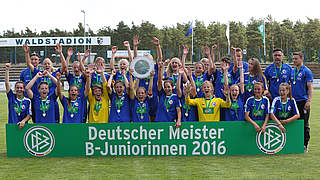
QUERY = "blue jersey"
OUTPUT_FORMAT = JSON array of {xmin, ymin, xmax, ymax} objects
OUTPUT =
[
  {"xmin": 290, "ymin": 65, "xmax": 313, "ymax": 101},
  {"xmin": 229, "ymin": 61, "xmax": 249, "ymax": 83},
  {"xmin": 38, "ymin": 68, "xmax": 61, "ymax": 96},
  {"xmin": 66, "ymin": 73, "xmax": 86, "ymax": 96},
  {"xmin": 20, "ymin": 67, "xmax": 40, "ymax": 98},
  {"xmin": 131, "ymin": 98, "xmax": 151, "ymax": 123},
  {"xmin": 32, "ymin": 93, "xmax": 58, "ymax": 123},
  {"xmin": 7, "ymin": 90, "xmax": 32, "ymax": 124},
  {"xmin": 163, "ymin": 72, "xmax": 182, "ymax": 94},
  {"xmin": 271, "ymin": 97, "xmax": 299, "ymax": 120},
  {"xmin": 225, "ymin": 94, "xmax": 245, "ymax": 121},
  {"xmin": 180, "ymin": 95, "xmax": 197, "ymax": 122},
  {"xmin": 264, "ymin": 63, "xmax": 292, "ymax": 99},
  {"xmin": 193, "ymin": 73, "xmax": 208, "ymax": 98},
  {"xmin": 155, "ymin": 90, "xmax": 181, "ymax": 122},
  {"xmin": 245, "ymin": 96, "xmax": 270, "ymax": 121},
  {"xmin": 214, "ymin": 70, "xmax": 235, "ymax": 99},
  {"xmin": 243, "ymin": 73, "xmax": 267, "ymax": 101},
  {"xmin": 61, "ymin": 96, "xmax": 87, "ymax": 123},
  {"xmin": 114, "ymin": 71, "xmax": 131, "ymax": 83},
  {"xmin": 91, "ymin": 72, "xmax": 110, "ymax": 88},
  {"xmin": 109, "ymin": 92, "xmax": 131, "ymax": 123},
  {"xmin": 138, "ymin": 64, "xmax": 158, "ymax": 117}
]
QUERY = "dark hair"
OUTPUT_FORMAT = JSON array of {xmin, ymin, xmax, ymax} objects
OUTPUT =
[
  {"xmin": 31, "ymin": 52, "xmax": 41, "ymax": 58},
  {"xmin": 15, "ymin": 81, "xmax": 25, "ymax": 88},
  {"xmin": 163, "ymin": 80, "xmax": 174, "ymax": 88},
  {"xmin": 293, "ymin": 52, "xmax": 304, "ymax": 59},
  {"xmin": 273, "ymin": 48, "xmax": 283, "ymax": 53},
  {"xmin": 221, "ymin": 57, "xmax": 231, "ymax": 64},
  {"xmin": 38, "ymin": 81, "xmax": 49, "ymax": 89}
]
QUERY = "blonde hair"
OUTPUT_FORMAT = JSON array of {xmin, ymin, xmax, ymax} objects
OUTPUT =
[
  {"xmin": 118, "ymin": 59, "xmax": 129, "ymax": 71},
  {"xmin": 166, "ymin": 57, "xmax": 181, "ymax": 78},
  {"xmin": 42, "ymin": 58, "xmax": 55, "ymax": 72}
]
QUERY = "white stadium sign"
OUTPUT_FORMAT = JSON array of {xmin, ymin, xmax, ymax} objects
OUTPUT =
[{"xmin": 0, "ymin": 36, "xmax": 111, "ymax": 47}]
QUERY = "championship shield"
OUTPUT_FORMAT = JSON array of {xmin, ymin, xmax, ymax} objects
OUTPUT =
[{"xmin": 130, "ymin": 56, "xmax": 154, "ymax": 79}]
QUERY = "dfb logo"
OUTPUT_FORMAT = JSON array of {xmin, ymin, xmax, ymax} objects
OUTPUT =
[
  {"xmin": 256, "ymin": 123, "xmax": 286, "ymax": 154},
  {"xmin": 24, "ymin": 126, "xmax": 55, "ymax": 157}
]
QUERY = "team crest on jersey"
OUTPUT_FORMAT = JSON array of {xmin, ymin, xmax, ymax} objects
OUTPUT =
[
  {"xmin": 288, "ymin": 106, "xmax": 291, "ymax": 111},
  {"xmin": 282, "ymin": 69, "xmax": 286, "ymax": 74},
  {"xmin": 212, "ymin": 102, "xmax": 216, "ymax": 107},
  {"xmin": 75, "ymin": 102, "xmax": 79, "ymax": 106},
  {"xmin": 21, "ymin": 105, "xmax": 25, "ymax": 109},
  {"xmin": 298, "ymin": 73, "xmax": 302, "ymax": 77},
  {"xmin": 253, "ymin": 80, "xmax": 257, "ymax": 84},
  {"xmin": 169, "ymin": 100, "xmax": 173, "ymax": 104},
  {"xmin": 261, "ymin": 104, "xmax": 265, "ymax": 109},
  {"xmin": 47, "ymin": 100, "xmax": 50, "ymax": 103}
]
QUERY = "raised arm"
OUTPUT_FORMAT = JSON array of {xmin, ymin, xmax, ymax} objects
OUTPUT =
[
  {"xmin": 107, "ymin": 69, "xmax": 116, "ymax": 94},
  {"xmin": 208, "ymin": 45, "xmax": 217, "ymax": 75},
  {"xmin": 133, "ymin": 35, "xmax": 140, "ymax": 58},
  {"xmin": 96, "ymin": 63, "xmax": 106, "ymax": 83},
  {"xmin": 65, "ymin": 47, "xmax": 73, "ymax": 68},
  {"xmin": 181, "ymin": 46, "xmax": 188, "ymax": 69},
  {"xmin": 79, "ymin": 49, "xmax": 90, "ymax": 73},
  {"xmin": 176, "ymin": 68, "xmax": 184, "ymax": 98},
  {"xmin": 231, "ymin": 47, "xmax": 238, "ymax": 74},
  {"xmin": 56, "ymin": 72, "xmax": 63, "ymax": 100},
  {"xmin": 129, "ymin": 69, "xmax": 135, "ymax": 100},
  {"xmin": 55, "ymin": 44, "xmax": 68, "ymax": 74},
  {"xmin": 186, "ymin": 67, "xmax": 197, "ymax": 97},
  {"xmin": 84, "ymin": 69, "xmax": 93, "ymax": 97},
  {"xmin": 153, "ymin": 37, "xmax": 162, "ymax": 63},
  {"xmin": 239, "ymin": 61, "xmax": 245, "ymax": 94},
  {"xmin": 157, "ymin": 62, "xmax": 164, "ymax": 92},
  {"xmin": 23, "ymin": 44, "xmax": 34, "ymax": 72},
  {"xmin": 121, "ymin": 70, "xmax": 129, "ymax": 90},
  {"xmin": 5, "ymin": 63, "xmax": 11, "ymax": 93},
  {"xmin": 110, "ymin": 46, "xmax": 118, "ymax": 71},
  {"xmin": 148, "ymin": 70, "xmax": 155, "ymax": 96},
  {"xmin": 26, "ymin": 72, "xmax": 42, "ymax": 99},
  {"xmin": 124, "ymin": 41, "xmax": 133, "ymax": 62}
]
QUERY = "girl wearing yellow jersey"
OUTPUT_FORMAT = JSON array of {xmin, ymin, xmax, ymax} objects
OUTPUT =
[
  {"xmin": 185, "ymin": 81, "xmax": 231, "ymax": 121},
  {"xmin": 84, "ymin": 63, "xmax": 109, "ymax": 123}
]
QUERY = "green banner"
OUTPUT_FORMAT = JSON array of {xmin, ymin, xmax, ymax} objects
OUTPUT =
[{"xmin": 6, "ymin": 120, "xmax": 304, "ymax": 157}]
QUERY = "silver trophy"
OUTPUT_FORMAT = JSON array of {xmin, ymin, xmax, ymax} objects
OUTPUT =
[{"xmin": 130, "ymin": 56, "xmax": 154, "ymax": 79}]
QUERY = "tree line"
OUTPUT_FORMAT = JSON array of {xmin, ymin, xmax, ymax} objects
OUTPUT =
[{"xmin": 2, "ymin": 15, "xmax": 320, "ymax": 63}]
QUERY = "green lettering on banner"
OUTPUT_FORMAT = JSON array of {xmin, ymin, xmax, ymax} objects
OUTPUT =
[{"xmin": 6, "ymin": 121, "xmax": 304, "ymax": 157}]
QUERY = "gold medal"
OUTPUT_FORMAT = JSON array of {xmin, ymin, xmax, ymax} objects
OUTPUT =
[{"xmin": 141, "ymin": 116, "xmax": 144, "ymax": 119}]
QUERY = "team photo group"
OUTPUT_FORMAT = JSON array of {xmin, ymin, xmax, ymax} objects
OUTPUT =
[{"xmin": 5, "ymin": 36, "xmax": 313, "ymax": 152}]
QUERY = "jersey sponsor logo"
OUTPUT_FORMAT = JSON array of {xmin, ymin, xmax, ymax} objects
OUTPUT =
[
  {"xmin": 24, "ymin": 126, "xmax": 55, "ymax": 157},
  {"xmin": 256, "ymin": 123, "xmax": 286, "ymax": 154}
]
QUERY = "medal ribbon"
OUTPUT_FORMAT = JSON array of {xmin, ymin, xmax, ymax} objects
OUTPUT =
[
  {"xmin": 253, "ymin": 98, "xmax": 263, "ymax": 115},
  {"xmin": 14, "ymin": 97, "xmax": 24, "ymax": 115},
  {"xmin": 183, "ymin": 103, "xmax": 191, "ymax": 114},
  {"xmin": 136, "ymin": 103, "xmax": 147, "ymax": 116},
  {"xmin": 68, "ymin": 99, "xmax": 78, "ymax": 114},
  {"xmin": 164, "ymin": 94, "xmax": 174, "ymax": 111},
  {"xmin": 205, "ymin": 96, "xmax": 213, "ymax": 109},
  {"xmin": 293, "ymin": 65, "xmax": 303, "ymax": 83},
  {"xmin": 94, "ymin": 99, "xmax": 102, "ymax": 113},
  {"xmin": 40, "ymin": 96, "xmax": 49, "ymax": 115},
  {"xmin": 281, "ymin": 99, "xmax": 288, "ymax": 113},
  {"xmin": 273, "ymin": 63, "xmax": 282, "ymax": 82},
  {"xmin": 115, "ymin": 96, "xmax": 124, "ymax": 111}
]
